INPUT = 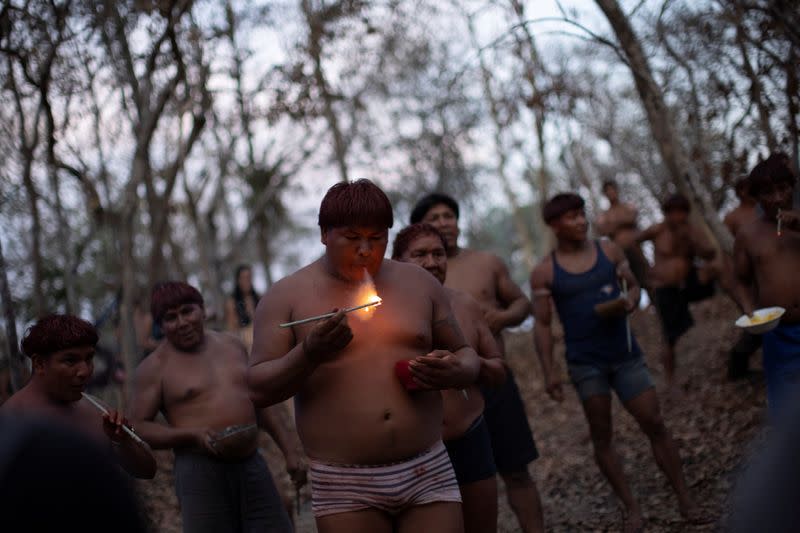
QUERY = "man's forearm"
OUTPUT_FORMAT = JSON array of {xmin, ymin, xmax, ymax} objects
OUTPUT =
[
  {"xmin": 133, "ymin": 420, "xmax": 196, "ymax": 450},
  {"xmin": 502, "ymin": 297, "xmax": 531, "ymax": 328},
  {"xmin": 248, "ymin": 345, "xmax": 316, "ymax": 407},
  {"xmin": 258, "ymin": 404, "xmax": 297, "ymax": 459},
  {"xmin": 115, "ymin": 438, "xmax": 157, "ymax": 479},
  {"xmin": 453, "ymin": 347, "xmax": 481, "ymax": 388},
  {"xmin": 479, "ymin": 358, "xmax": 507, "ymax": 387},
  {"xmin": 533, "ymin": 325, "xmax": 555, "ymax": 378}
]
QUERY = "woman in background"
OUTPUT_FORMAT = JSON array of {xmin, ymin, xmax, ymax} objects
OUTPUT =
[{"xmin": 226, "ymin": 264, "xmax": 260, "ymax": 352}]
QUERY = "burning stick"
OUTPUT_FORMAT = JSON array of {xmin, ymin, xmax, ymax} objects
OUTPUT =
[
  {"xmin": 777, "ymin": 208, "xmax": 782, "ymax": 237},
  {"xmin": 279, "ymin": 300, "xmax": 382, "ymax": 328},
  {"xmin": 622, "ymin": 278, "xmax": 632, "ymax": 353},
  {"xmin": 82, "ymin": 392, "xmax": 148, "ymax": 447}
]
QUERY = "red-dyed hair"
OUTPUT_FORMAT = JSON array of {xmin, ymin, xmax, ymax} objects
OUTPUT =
[
  {"xmin": 150, "ymin": 281, "xmax": 204, "ymax": 324},
  {"xmin": 20, "ymin": 314, "xmax": 98, "ymax": 358},
  {"xmin": 391, "ymin": 223, "xmax": 446, "ymax": 259},
  {"xmin": 318, "ymin": 179, "xmax": 394, "ymax": 231}
]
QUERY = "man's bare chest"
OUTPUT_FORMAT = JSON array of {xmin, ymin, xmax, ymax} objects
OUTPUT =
[{"xmin": 446, "ymin": 263, "xmax": 495, "ymax": 303}]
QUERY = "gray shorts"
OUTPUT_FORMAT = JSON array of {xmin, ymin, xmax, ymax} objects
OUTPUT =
[
  {"xmin": 568, "ymin": 357, "xmax": 654, "ymax": 403},
  {"xmin": 174, "ymin": 451, "xmax": 292, "ymax": 533}
]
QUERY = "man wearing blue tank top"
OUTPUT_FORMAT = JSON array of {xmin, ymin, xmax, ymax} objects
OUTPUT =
[{"xmin": 530, "ymin": 193, "xmax": 708, "ymax": 532}]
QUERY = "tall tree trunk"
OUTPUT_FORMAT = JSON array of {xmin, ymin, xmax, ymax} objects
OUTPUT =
[
  {"xmin": 734, "ymin": 15, "xmax": 778, "ymax": 151},
  {"xmin": 508, "ymin": 0, "xmax": 550, "ymax": 204},
  {"xmin": 786, "ymin": 47, "xmax": 799, "ymax": 176},
  {"xmin": 0, "ymin": 236, "xmax": 27, "ymax": 392},
  {"xmin": 302, "ymin": 0, "xmax": 349, "ymax": 183},
  {"xmin": 468, "ymin": 15, "xmax": 537, "ymax": 268},
  {"xmin": 21, "ymin": 155, "xmax": 46, "ymax": 317},
  {"xmin": 594, "ymin": 0, "xmax": 734, "ymax": 253}
]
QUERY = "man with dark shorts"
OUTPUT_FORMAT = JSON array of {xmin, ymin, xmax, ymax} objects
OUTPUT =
[
  {"xmin": 636, "ymin": 193, "xmax": 718, "ymax": 388},
  {"xmin": 724, "ymin": 177, "xmax": 762, "ymax": 380},
  {"xmin": 412, "ymin": 193, "xmax": 543, "ymax": 533},
  {"xmin": 393, "ymin": 223, "xmax": 508, "ymax": 533},
  {"xmin": 130, "ymin": 282, "xmax": 299, "ymax": 533},
  {"xmin": 731, "ymin": 153, "xmax": 800, "ymax": 417},
  {"xmin": 596, "ymin": 180, "xmax": 650, "ymax": 289},
  {"xmin": 248, "ymin": 180, "xmax": 480, "ymax": 533},
  {"xmin": 2, "ymin": 314, "xmax": 156, "ymax": 479},
  {"xmin": 531, "ymin": 193, "xmax": 707, "ymax": 532}
]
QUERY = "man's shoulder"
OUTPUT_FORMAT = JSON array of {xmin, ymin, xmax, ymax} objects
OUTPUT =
[
  {"xmin": 530, "ymin": 255, "xmax": 554, "ymax": 286},
  {"xmin": 459, "ymin": 248, "xmax": 505, "ymax": 269},
  {"xmin": 387, "ymin": 259, "xmax": 439, "ymax": 286}
]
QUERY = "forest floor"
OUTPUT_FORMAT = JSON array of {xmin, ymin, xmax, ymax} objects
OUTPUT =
[{"xmin": 136, "ymin": 293, "xmax": 767, "ymax": 532}]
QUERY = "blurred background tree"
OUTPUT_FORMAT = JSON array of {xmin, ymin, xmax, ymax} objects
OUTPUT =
[{"xmin": 1, "ymin": 0, "xmax": 797, "ymax": 390}]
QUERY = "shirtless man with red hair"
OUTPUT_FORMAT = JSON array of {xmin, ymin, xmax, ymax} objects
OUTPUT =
[
  {"xmin": 2, "ymin": 314, "xmax": 156, "ymax": 479},
  {"xmin": 392, "ymin": 223, "xmax": 507, "ymax": 533},
  {"xmin": 130, "ymin": 282, "xmax": 298, "ymax": 533},
  {"xmin": 248, "ymin": 180, "xmax": 481, "ymax": 533}
]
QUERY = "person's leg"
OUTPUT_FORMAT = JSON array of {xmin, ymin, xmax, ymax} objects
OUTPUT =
[
  {"xmin": 500, "ymin": 469, "xmax": 544, "ymax": 533},
  {"xmin": 622, "ymin": 388, "xmax": 707, "ymax": 523},
  {"xmin": 483, "ymin": 371, "xmax": 544, "ymax": 533},
  {"xmin": 396, "ymin": 502, "xmax": 463, "ymax": 533},
  {"xmin": 662, "ymin": 341, "xmax": 677, "ymax": 388},
  {"xmin": 728, "ymin": 332, "xmax": 761, "ymax": 381},
  {"xmin": 316, "ymin": 509, "xmax": 393, "ymax": 533},
  {"xmin": 581, "ymin": 394, "xmax": 643, "ymax": 532},
  {"xmin": 445, "ymin": 416, "xmax": 498, "ymax": 533},
  {"xmin": 174, "ymin": 453, "xmax": 237, "ymax": 533},
  {"xmin": 460, "ymin": 478, "xmax": 498, "ymax": 533},
  {"xmin": 239, "ymin": 453, "xmax": 293, "ymax": 533}
]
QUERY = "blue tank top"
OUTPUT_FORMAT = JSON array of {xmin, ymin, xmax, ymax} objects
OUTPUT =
[{"xmin": 551, "ymin": 241, "xmax": 641, "ymax": 364}]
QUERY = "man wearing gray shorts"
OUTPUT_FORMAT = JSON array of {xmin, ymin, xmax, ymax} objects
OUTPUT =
[{"xmin": 530, "ymin": 193, "xmax": 708, "ymax": 532}]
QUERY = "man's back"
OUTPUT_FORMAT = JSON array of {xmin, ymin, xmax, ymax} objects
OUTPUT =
[{"xmin": 725, "ymin": 204, "xmax": 758, "ymax": 238}]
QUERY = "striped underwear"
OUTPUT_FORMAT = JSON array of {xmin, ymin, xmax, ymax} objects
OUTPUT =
[{"xmin": 309, "ymin": 440, "xmax": 462, "ymax": 518}]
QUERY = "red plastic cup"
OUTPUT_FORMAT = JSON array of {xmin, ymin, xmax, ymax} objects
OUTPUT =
[{"xmin": 394, "ymin": 360, "xmax": 421, "ymax": 391}]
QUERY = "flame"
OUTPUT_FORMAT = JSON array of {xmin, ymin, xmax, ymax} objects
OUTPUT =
[{"xmin": 352, "ymin": 270, "xmax": 382, "ymax": 320}]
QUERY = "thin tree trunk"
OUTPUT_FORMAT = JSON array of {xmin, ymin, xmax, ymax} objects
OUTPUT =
[
  {"xmin": 734, "ymin": 15, "xmax": 778, "ymax": 151},
  {"xmin": 786, "ymin": 47, "xmax": 799, "ymax": 176},
  {"xmin": 302, "ymin": 0, "xmax": 349, "ymax": 183},
  {"xmin": 0, "ymin": 236, "xmax": 27, "ymax": 392},
  {"xmin": 509, "ymin": 0, "xmax": 550, "ymax": 204},
  {"xmin": 468, "ymin": 15, "xmax": 537, "ymax": 268},
  {"xmin": 594, "ymin": 0, "xmax": 734, "ymax": 253}
]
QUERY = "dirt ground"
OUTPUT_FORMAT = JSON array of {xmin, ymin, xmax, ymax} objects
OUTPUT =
[{"xmin": 137, "ymin": 294, "xmax": 767, "ymax": 532}]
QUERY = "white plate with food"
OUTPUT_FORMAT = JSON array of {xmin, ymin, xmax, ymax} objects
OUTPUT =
[{"xmin": 735, "ymin": 307, "xmax": 785, "ymax": 334}]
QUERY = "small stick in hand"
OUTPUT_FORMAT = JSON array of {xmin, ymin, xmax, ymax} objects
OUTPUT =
[
  {"xmin": 777, "ymin": 208, "xmax": 782, "ymax": 237},
  {"xmin": 82, "ymin": 392, "xmax": 148, "ymax": 447}
]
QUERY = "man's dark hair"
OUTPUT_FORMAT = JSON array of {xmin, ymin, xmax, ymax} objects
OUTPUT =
[
  {"xmin": 543, "ymin": 193, "xmax": 585, "ymax": 225},
  {"xmin": 601, "ymin": 180, "xmax": 618, "ymax": 192},
  {"xmin": 734, "ymin": 176, "xmax": 753, "ymax": 198},
  {"xmin": 410, "ymin": 193, "xmax": 460, "ymax": 224},
  {"xmin": 318, "ymin": 179, "xmax": 393, "ymax": 231},
  {"xmin": 749, "ymin": 152, "xmax": 796, "ymax": 197},
  {"xmin": 20, "ymin": 315, "xmax": 98, "ymax": 359},
  {"xmin": 662, "ymin": 193, "xmax": 691, "ymax": 214},
  {"xmin": 150, "ymin": 281, "xmax": 204, "ymax": 325},
  {"xmin": 391, "ymin": 223, "xmax": 447, "ymax": 259}
]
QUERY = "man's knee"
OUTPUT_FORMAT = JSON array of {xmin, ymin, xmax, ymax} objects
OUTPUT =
[
  {"xmin": 638, "ymin": 414, "xmax": 668, "ymax": 440},
  {"xmin": 501, "ymin": 468, "xmax": 534, "ymax": 488}
]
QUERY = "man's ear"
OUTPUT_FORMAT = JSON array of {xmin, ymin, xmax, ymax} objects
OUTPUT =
[
  {"xmin": 321, "ymin": 228, "xmax": 328, "ymax": 245},
  {"xmin": 31, "ymin": 354, "xmax": 46, "ymax": 374}
]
